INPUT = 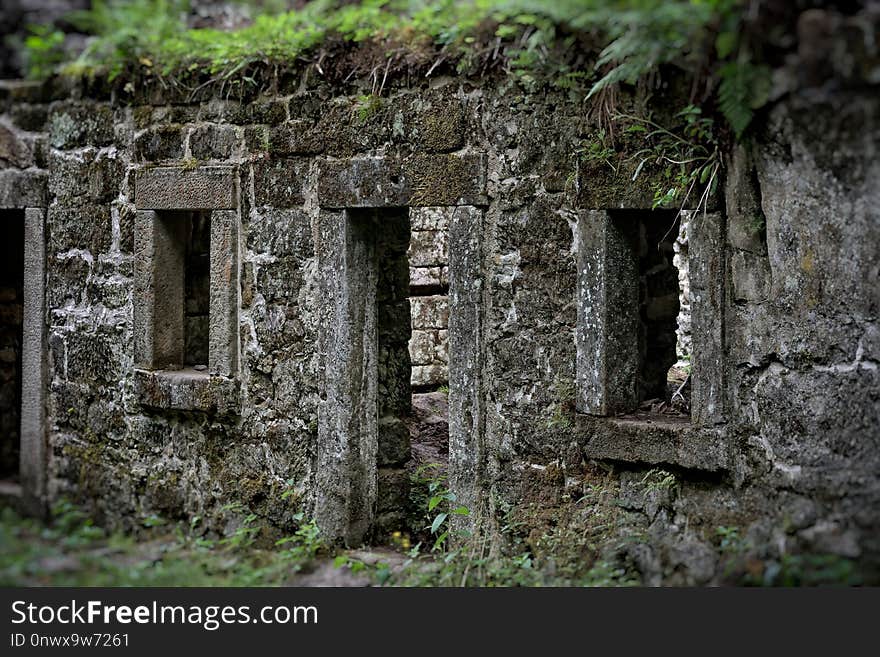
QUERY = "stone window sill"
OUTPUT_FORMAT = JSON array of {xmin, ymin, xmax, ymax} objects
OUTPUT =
[
  {"xmin": 134, "ymin": 368, "xmax": 239, "ymax": 415},
  {"xmin": 576, "ymin": 413, "xmax": 728, "ymax": 473}
]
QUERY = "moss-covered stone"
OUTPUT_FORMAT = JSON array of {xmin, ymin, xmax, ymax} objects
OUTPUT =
[{"xmin": 47, "ymin": 101, "xmax": 114, "ymax": 149}]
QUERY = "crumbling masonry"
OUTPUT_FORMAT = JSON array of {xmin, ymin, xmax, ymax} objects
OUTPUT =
[{"xmin": 0, "ymin": 12, "xmax": 878, "ymax": 584}]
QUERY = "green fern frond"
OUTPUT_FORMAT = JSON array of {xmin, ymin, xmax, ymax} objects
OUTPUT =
[{"xmin": 718, "ymin": 61, "xmax": 772, "ymax": 138}]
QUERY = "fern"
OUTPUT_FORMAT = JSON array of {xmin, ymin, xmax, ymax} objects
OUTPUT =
[
  {"xmin": 587, "ymin": 1, "xmax": 717, "ymax": 99},
  {"xmin": 717, "ymin": 60, "xmax": 771, "ymax": 139}
]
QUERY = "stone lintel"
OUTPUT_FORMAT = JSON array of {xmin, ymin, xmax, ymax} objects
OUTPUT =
[
  {"xmin": 134, "ymin": 166, "xmax": 238, "ymax": 210},
  {"xmin": 317, "ymin": 154, "xmax": 487, "ymax": 208}
]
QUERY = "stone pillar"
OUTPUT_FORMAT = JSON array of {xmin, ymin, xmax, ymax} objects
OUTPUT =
[
  {"xmin": 315, "ymin": 209, "xmax": 379, "ymax": 545},
  {"xmin": 133, "ymin": 210, "xmax": 186, "ymax": 369},
  {"xmin": 447, "ymin": 206, "xmax": 484, "ymax": 525},
  {"xmin": 20, "ymin": 207, "xmax": 46, "ymax": 515},
  {"xmin": 209, "ymin": 209, "xmax": 240, "ymax": 377},
  {"xmin": 576, "ymin": 210, "xmax": 640, "ymax": 416},
  {"xmin": 688, "ymin": 210, "xmax": 726, "ymax": 425}
]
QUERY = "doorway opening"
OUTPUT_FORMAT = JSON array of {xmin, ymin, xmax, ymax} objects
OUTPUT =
[
  {"xmin": 636, "ymin": 210, "xmax": 690, "ymax": 417},
  {"xmin": 0, "ymin": 209, "xmax": 25, "ymax": 483},
  {"xmin": 184, "ymin": 211, "xmax": 211, "ymax": 369}
]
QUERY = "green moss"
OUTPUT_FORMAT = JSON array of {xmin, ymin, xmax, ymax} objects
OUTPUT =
[
  {"xmin": 406, "ymin": 153, "xmax": 476, "ymax": 206},
  {"xmin": 354, "ymin": 93, "xmax": 383, "ymax": 123}
]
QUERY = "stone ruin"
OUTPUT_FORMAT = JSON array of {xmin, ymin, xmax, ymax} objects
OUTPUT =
[{"xmin": 0, "ymin": 10, "xmax": 877, "ymax": 585}]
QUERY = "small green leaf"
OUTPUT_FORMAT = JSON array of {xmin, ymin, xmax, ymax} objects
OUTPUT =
[
  {"xmin": 700, "ymin": 165, "xmax": 711, "ymax": 184},
  {"xmin": 430, "ymin": 512, "xmax": 448, "ymax": 534},
  {"xmin": 715, "ymin": 31, "xmax": 737, "ymax": 59},
  {"xmin": 451, "ymin": 506, "xmax": 470, "ymax": 516}
]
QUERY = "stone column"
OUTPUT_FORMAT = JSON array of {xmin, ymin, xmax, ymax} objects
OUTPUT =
[
  {"xmin": 133, "ymin": 210, "xmax": 186, "ymax": 369},
  {"xmin": 315, "ymin": 209, "xmax": 379, "ymax": 545},
  {"xmin": 20, "ymin": 207, "xmax": 46, "ymax": 515},
  {"xmin": 688, "ymin": 210, "xmax": 726, "ymax": 425},
  {"xmin": 576, "ymin": 210, "xmax": 640, "ymax": 416},
  {"xmin": 209, "ymin": 209, "xmax": 240, "ymax": 377},
  {"xmin": 447, "ymin": 206, "xmax": 485, "ymax": 526}
]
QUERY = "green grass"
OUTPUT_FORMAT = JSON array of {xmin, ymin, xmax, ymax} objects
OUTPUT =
[
  {"xmin": 0, "ymin": 494, "xmax": 640, "ymax": 587},
  {"xmin": 0, "ymin": 504, "xmax": 325, "ymax": 587},
  {"xmin": 21, "ymin": 1, "xmax": 763, "ymax": 136}
]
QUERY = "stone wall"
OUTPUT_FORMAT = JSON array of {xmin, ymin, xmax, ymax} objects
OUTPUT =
[
  {"xmin": 408, "ymin": 207, "xmax": 449, "ymax": 389},
  {"xmin": 0, "ymin": 6, "xmax": 878, "ymax": 581},
  {"xmin": 0, "ymin": 73, "xmax": 490, "ymax": 544}
]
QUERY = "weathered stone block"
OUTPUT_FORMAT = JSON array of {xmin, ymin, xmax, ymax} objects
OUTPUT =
[
  {"xmin": 314, "ymin": 209, "xmax": 379, "ymax": 545},
  {"xmin": 46, "ymin": 255, "xmax": 89, "ymax": 308},
  {"xmin": 416, "ymin": 102, "xmax": 465, "ymax": 152},
  {"xmin": 48, "ymin": 205, "xmax": 112, "ymax": 256},
  {"xmin": 317, "ymin": 154, "xmax": 488, "ymax": 208},
  {"xmin": 245, "ymin": 100, "xmax": 288, "ymax": 125},
  {"xmin": 408, "ymin": 230, "xmax": 448, "ymax": 267},
  {"xmin": 408, "ymin": 330, "xmax": 437, "ymax": 365},
  {"xmin": 243, "ymin": 125, "xmax": 270, "ymax": 153},
  {"xmin": 189, "ymin": 124, "xmax": 240, "ymax": 160},
  {"xmin": 20, "ymin": 207, "xmax": 47, "ymax": 513},
  {"xmin": 134, "ymin": 166, "xmax": 238, "ymax": 210},
  {"xmin": 65, "ymin": 330, "xmax": 118, "ymax": 384},
  {"xmin": 200, "ymin": 98, "xmax": 288, "ymax": 125},
  {"xmin": 246, "ymin": 208, "xmax": 313, "ymax": 259},
  {"xmin": 410, "ymin": 206, "xmax": 452, "ymax": 231},
  {"xmin": 317, "ymin": 157, "xmax": 408, "ymax": 208},
  {"xmin": 135, "ymin": 125, "xmax": 185, "ymax": 161},
  {"xmin": 725, "ymin": 145, "xmax": 767, "ymax": 254},
  {"xmin": 447, "ymin": 205, "xmax": 484, "ymax": 524},
  {"xmin": 410, "ymin": 266, "xmax": 443, "ymax": 289},
  {"xmin": 404, "ymin": 153, "xmax": 488, "ymax": 207},
  {"xmin": 411, "ymin": 295, "xmax": 449, "ymax": 329},
  {"xmin": 208, "ymin": 209, "xmax": 240, "ymax": 378},
  {"xmin": 0, "ymin": 121, "xmax": 35, "ymax": 168},
  {"xmin": 376, "ymin": 467, "xmax": 410, "ymax": 513},
  {"xmin": 436, "ymin": 330, "xmax": 449, "ymax": 364},
  {"xmin": 0, "ymin": 169, "xmax": 47, "ymax": 208},
  {"xmin": 47, "ymin": 101, "xmax": 114, "ymax": 149},
  {"xmin": 579, "ymin": 415, "xmax": 729, "ymax": 471},
  {"xmin": 252, "ymin": 158, "xmax": 306, "ymax": 208},
  {"xmin": 270, "ymin": 120, "xmax": 325, "ymax": 156},
  {"xmin": 49, "ymin": 148, "xmax": 123, "ymax": 205}
]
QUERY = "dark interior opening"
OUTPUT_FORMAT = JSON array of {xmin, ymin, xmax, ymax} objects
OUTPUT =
[
  {"xmin": 375, "ymin": 208, "xmax": 413, "ymax": 431},
  {"xmin": 184, "ymin": 211, "xmax": 211, "ymax": 368},
  {"xmin": 0, "ymin": 210, "xmax": 25, "ymax": 481},
  {"xmin": 609, "ymin": 209, "xmax": 690, "ymax": 417}
]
